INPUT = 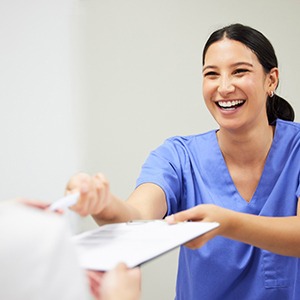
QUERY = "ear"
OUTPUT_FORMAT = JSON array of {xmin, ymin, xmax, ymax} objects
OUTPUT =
[{"xmin": 267, "ymin": 67, "xmax": 279, "ymax": 94}]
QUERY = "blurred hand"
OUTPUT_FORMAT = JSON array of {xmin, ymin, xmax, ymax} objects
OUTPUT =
[
  {"xmin": 65, "ymin": 172, "xmax": 112, "ymax": 217},
  {"xmin": 99, "ymin": 263, "xmax": 141, "ymax": 300},
  {"xmin": 17, "ymin": 198, "xmax": 64, "ymax": 214},
  {"xmin": 85, "ymin": 270, "xmax": 105, "ymax": 300},
  {"xmin": 18, "ymin": 198, "xmax": 49, "ymax": 210}
]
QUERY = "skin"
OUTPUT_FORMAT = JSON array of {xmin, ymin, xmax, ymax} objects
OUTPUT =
[
  {"xmin": 202, "ymin": 38, "xmax": 277, "ymax": 202},
  {"xmin": 98, "ymin": 263, "xmax": 141, "ymax": 300},
  {"xmin": 85, "ymin": 264, "xmax": 141, "ymax": 300},
  {"xmin": 66, "ymin": 38, "xmax": 300, "ymax": 257}
]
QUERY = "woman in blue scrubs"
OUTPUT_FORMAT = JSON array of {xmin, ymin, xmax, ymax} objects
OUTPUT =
[{"xmin": 67, "ymin": 24, "xmax": 300, "ymax": 299}]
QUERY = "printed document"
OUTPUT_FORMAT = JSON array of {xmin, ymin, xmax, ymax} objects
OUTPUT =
[{"xmin": 72, "ymin": 220, "xmax": 219, "ymax": 271}]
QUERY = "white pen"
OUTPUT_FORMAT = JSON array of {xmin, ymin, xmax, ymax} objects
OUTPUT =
[{"xmin": 49, "ymin": 192, "xmax": 80, "ymax": 211}]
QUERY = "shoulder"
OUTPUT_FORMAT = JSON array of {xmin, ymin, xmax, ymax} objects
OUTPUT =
[
  {"xmin": 276, "ymin": 119, "xmax": 300, "ymax": 140},
  {"xmin": 164, "ymin": 130, "xmax": 217, "ymax": 147},
  {"xmin": 275, "ymin": 119, "xmax": 300, "ymax": 152},
  {"xmin": 276, "ymin": 119, "xmax": 300, "ymax": 132},
  {"xmin": 148, "ymin": 130, "xmax": 217, "ymax": 162}
]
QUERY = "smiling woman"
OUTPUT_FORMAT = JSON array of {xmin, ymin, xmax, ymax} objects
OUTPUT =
[
  {"xmin": 66, "ymin": 24, "xmax": 300, "ymax": 300},
  {"xmin": 202, "ymin": 23, "xmax": 294, "ymax": 125}
]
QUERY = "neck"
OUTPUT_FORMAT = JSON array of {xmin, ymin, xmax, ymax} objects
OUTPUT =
[{"xmin": 217, "ymin": 123, "xmax": 274, "ymax": 166}]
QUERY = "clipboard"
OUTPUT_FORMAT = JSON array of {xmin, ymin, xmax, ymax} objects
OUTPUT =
[{"xmin": 72, "ymin": 220, "xmax": 219, "ymax": 271}]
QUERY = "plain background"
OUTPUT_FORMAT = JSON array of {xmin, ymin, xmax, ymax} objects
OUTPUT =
[{"xmin": 1, "ymin": 1, "xmax": 299, "ymax": 299}]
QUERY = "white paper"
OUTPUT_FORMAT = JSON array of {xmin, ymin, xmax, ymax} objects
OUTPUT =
[{"xmin": 72, "ymin": 220, "xmax": 219, "ymax": 271}]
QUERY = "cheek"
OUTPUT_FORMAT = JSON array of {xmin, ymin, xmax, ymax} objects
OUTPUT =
[
  {"xmin": 202, "ymin": 80, "xmax": 215, "ymax": 102},
  {"xmin": 240, "ymin": 79, "xmax": 268, "ymax": 112},
  {"xmin": 202, "ymin": 87, "xmax": 215, "ymax": 113},
  {"xmin": 244, "ymin": 77, "xmax": 256, "ymax": 88},
  {"xmin": 240, "ymin": 76, "xmax": 264, "ymax": 96}
]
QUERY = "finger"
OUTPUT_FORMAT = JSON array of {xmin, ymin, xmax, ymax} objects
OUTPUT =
[
  {"xmin": 64, "ymin": 173, "xmax": 96, "ymax": 216},
  {"xmin": 65, "ymin": 172, "xmax": 90, "ymax": 193},
  {"xmin": 19, "ymin": 199, "xmax": 49, "ymax": 210},
  {"xmin": 129, "ymin": 267, "xmax": 142, "ymax": 284},
  {"xmin": 72, "ymin": 174, "xmax": 107, "ymax": 216},
  {"xmin": 166, "ymin": 206, "xmax": 204, "ymax": 224},
  {"xmin": 86, "ymin": 270, "xmax": 105, "ymax": 284},
  {"xmin": 95, "ymin": 173, "xmax": 109, "ymax": 199},
  {"xmin": 86, "ymin": 270, "xmax": 105, "ymax": 300},
  {"xmin": 114, "ymin": 262, "xmax": 128, "ymax": 271},
  {"xmin": 91, "ymin": 173, "xmax": 110, "ymax": 213}
]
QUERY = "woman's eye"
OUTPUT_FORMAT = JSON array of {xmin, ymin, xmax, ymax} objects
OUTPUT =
[
  {"xmin": 204, "ymin": 71, "xmax": 218, "ymax": 77},
  {"xmin": 234, "ymin": 69, "xmax": 249, "ymax": 75}
]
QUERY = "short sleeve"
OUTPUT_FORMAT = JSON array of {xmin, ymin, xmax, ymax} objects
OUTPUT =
[
  {"xmin": 136, "ymin": 138, "xmax": 184, "ymax": 215},
  {"xmin": 296, "ymin": 173, "xmax": 300, "ymax": 198}
]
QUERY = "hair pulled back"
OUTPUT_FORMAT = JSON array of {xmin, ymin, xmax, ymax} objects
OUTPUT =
[{"xmin": 202, "ymin": 23, "xmax": 295, "ymax": 124}]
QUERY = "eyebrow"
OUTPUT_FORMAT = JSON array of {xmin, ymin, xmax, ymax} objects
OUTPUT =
[{"xmin": 202, "ymin": 62, "xmax": 254, "ymax": 72}]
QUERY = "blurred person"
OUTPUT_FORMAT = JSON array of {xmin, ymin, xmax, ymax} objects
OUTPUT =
[{"xmin": 0, "ymin": 199, "xmax": 141, "ymax": 300}]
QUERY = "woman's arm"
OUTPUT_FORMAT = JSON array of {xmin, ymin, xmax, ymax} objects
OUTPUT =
[
  {"xmin": 167, "ymin": 198, "xmax": 300, "ymax": 257},
  {"xmin": 66, "ymin": 173, "xmax": 167, "ymax": 225}
]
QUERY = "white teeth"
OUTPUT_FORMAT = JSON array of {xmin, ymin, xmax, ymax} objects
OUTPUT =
[{"xmin": 218, "ymin": 100, "xmax": 244, "ymax": 108}]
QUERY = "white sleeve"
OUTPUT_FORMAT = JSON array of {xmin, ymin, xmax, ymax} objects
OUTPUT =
[{"xmin": 0, "ymin": 201, "xmax": 90, "ymax": 300}]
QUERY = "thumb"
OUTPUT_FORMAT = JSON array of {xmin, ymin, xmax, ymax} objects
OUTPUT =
[
  {"xmin": 165, "ymin": 210, "xmax": 191, "ymax": 224},
  {"xmin": 165, "ymin": 206, "xmax": 205, "ymax": 224}
]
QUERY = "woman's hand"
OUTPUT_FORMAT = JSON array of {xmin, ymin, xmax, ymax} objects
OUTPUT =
[
  {"xmin": 166, "ymin": 204, "xmax": 234, "ymax": 249},
  {"xmin": 65, "ymin": 172, "xmax": 112, "ymax": 217}
]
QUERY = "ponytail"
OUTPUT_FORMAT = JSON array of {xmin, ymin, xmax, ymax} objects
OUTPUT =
[{"xmin": 266, "ymin": 94, "xmax": 295, "ymax": 124}]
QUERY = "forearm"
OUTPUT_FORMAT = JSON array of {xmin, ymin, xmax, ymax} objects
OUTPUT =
[
  {"xmin": 226, "ymin": 211, "xmax": 300, "ymax": 257},
  {"xmin": 92, "ymin": 195, "xmax": 143, "ymax": 226},
  {"xmin": 169, "ymin": 204, "xmax": 300, "ymax": 257},
  {"xmin": 92, "ymin": 183, "xmax": 167, "ymax": 226}
]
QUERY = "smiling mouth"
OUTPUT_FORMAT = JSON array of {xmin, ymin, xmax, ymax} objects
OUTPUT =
[{"xmin": 217, "ymin": 100, "xmax": 245, "ymax": 110}]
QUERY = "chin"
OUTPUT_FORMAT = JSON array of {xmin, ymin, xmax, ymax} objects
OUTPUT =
[{"xmin": 216, "ymin": 118, "xmax": 246, "ymax": 132}]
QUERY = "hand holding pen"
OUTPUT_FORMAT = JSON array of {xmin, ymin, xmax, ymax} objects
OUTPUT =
[{"xmin": 65, "ymin": 172, "xmax": 113, "ymax": 217}]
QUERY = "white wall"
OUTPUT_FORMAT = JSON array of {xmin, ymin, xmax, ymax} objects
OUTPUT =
[
  {"xmin": 0, "ymin": 0, "xmax": 85, "ymax": 204},
  {"xmin": 1, "ymin": 1, "xmax": 299, "ymax": 300}
]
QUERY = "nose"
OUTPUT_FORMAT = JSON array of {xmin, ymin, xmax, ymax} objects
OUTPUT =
[{"xmin": 217, "ymin": 76, "xmax": 235, "ymax": 96}]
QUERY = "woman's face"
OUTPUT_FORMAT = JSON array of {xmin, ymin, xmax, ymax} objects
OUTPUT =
[{"xmin": 202, "ymin": 38, "xmax": 277, "ymax": 132}]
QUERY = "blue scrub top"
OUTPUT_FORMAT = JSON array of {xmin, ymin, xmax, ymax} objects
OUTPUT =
[{"xmin": 136, "ymin": 119, "xmax": 300, "ymax": 300}]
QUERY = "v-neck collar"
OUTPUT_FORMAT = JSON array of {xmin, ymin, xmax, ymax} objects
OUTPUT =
[{"xmin": 211, "ymin": 122, "xmax": 280, "ymax": 208}]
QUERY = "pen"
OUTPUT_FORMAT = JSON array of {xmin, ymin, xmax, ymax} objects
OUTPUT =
[
  {"xmin": 126, "ymin": 219, "xmax": 166, "ymax": 225},
  {"xmin": 49, "ymin": 192, "xmax": 80, "ymax": 211},
  {"xmin": 126, "ymin": 219, "xmax": 187, "ymax": 225}
]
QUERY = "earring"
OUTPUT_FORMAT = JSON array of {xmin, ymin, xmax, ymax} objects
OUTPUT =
[{"xmin": 269, "ymin": 91, "xmax": 274, "ymax": 98}]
